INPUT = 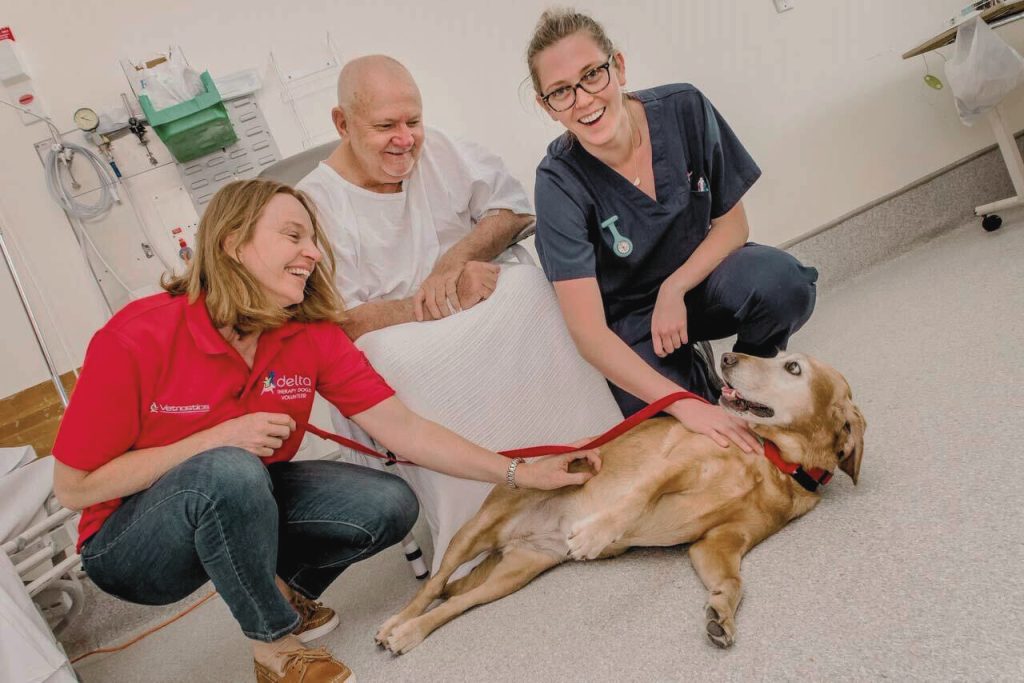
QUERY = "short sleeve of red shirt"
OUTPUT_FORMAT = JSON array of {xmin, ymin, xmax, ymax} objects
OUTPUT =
[
  {"xmin": 308, "ymin": 322, "xmax": 394, "ymax": 416},
  {"xmin": 52, "ymin": 329, "xmax": 142, "ymax": 472}
]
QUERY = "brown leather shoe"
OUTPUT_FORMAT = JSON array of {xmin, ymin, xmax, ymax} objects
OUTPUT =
[
  {"xmin": 253, "ymin": 648, "xmax": 354, "ymax": 682},
  {"xmin": 291, "ymin": 592, "xmax": 339, "ymax": 643}
]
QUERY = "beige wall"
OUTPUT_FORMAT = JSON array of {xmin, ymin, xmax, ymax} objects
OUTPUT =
[{"xmin": 0, "ymin": 0, "xmax": 1018, "ymax": 396}]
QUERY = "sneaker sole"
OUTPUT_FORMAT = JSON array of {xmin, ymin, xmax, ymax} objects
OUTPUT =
[
  {"xmin": 693, "ymin": 341, "xmax": 724, "ymax": 394},
  {"xmin": 296, "ymin": 612, "xmax": 341, "ymax": 643}
]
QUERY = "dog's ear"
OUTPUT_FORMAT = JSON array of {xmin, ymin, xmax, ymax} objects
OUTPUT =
[{"xmin": 835, "ymin": 400, "xmax": 866, "ymax": 485}]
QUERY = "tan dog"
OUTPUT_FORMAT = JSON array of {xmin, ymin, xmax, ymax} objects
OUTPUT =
[{"xmin": 376, "ymin": 352, "xmax": 866, "ymax": 652}]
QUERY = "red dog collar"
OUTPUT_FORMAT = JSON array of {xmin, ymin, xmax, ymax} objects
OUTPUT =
[{"xmin": 762, "ymin": 441, "xmax": 833, "ymax": 493}]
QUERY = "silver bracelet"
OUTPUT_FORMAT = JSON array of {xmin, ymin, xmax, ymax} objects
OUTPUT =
[{"xmin": 506, "ymin": 457, "xmax": 525, "ymax": 489}]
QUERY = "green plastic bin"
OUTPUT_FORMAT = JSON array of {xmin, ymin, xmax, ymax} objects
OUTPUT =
[{"xmin": 138, "ymin": 71, "xmax": 238, "ymax": 163}]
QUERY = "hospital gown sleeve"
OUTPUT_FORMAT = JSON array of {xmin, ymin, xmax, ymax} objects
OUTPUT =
[
  {"xmin": 533, "ymin": 165, "xmax": 596, "ymax": 281},
  {"xmin": 696, "ymin": 92, "xmax": 762, "ymax": 220},
  {"xmin": 51, "ymin": 329, "xmax": 142, "ymax": 472},
  {"xmin": 449, "ymin": 136, "xmax": 534, "ymax": 222}
]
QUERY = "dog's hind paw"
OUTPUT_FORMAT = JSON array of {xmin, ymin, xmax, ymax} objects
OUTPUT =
[
  {"xmin": 704, "ymin": 605, "xmax": 736, "ymax": 649},
  {"xmin": 567, "ymin": 518, "xmax": 619, "ymax": 561}
]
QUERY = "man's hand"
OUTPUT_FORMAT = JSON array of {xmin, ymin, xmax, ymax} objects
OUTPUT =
[
  {"xmin": 413, "ymin": 261, "xmax": 500, "ymax": 321},
  {"xmin": 456, "ymin": 261, "xmax": 500, "ymax": 310},
  {"xmin": 414, "ymin": 265, "xmax": 464, "ymax": 321},
  {"xmin": 652, "ymin": 281, "xmax": 688, "ymax": 358}
]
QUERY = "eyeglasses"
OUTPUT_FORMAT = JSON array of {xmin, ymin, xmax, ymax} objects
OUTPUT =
[{"xmin": 541, "ymin": 57, "xmax": 615, "ymax": 112}]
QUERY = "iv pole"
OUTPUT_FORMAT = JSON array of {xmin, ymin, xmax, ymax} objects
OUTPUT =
[
  {"xmin": 0, "ymin": 218, "xmax": 69, "ymax": 407},
  {"xmin": 0, "ymin": 99, "xmax": 73, "ymax": 407}
]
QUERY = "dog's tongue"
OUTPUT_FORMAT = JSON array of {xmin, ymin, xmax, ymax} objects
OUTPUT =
[{"xmin": 721, "ymin": 386, "xmax": 740, "ymax": 400}]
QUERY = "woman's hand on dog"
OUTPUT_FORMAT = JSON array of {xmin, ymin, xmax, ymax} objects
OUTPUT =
[
  {"xmin": 668, "ymin": 400, "xmax": 762, "ymax": 454},
  {"xmin": 517, "ymin": 449, "xmax": 602, "ymax": 490}
]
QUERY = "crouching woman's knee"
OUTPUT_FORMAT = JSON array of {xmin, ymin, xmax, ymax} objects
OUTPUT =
[
  {"xmin": 367, "ymin": 472, "xmax": 419, "ymax": 550},
  {"xmin": 750, "ymin": 247, "xmax": 819, "ymax": 327},
  {"xmin": 175, "ymin": 447, "xmax": 274, "ymax": 510}
]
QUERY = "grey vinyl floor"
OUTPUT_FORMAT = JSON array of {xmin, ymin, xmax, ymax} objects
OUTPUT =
[{"xmin": 73, "ymin": 215, "xmax": 1024, "ymax": 682}]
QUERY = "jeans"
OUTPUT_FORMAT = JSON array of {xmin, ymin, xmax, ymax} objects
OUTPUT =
[
  {"xmin": 80, "ymin": 448, "xmax": 418, "ymax": 642},
  {"xmin": 610, "ymin": 243, "xmax": 819, "ymax": 414}
]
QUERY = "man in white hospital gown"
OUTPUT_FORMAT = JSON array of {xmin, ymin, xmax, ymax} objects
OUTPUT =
[
  {"xmin": 297, "ymin": 54, "xmax": 534, "ymax": 574},
  {"xmin": 298, "ymin": 54, "xmax": 534, "ymax": 340}
]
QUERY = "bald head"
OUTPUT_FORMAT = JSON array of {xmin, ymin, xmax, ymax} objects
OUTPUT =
[
  {"xmin": 328, "ymin": 55, "xmax": 426, "ymax": 191},
  {"xmin": 337, "ymin": 55, "xmax": 420, "ymax": 114}
]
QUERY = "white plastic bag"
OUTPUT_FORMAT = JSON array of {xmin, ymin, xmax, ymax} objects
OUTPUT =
[
  {"xmin": 139, "ymin": 47, "xmax": 203, "ymax": 110},
  {"xmin": 945, "ymin": 15, "xmax": 1024, "ymax": 126},
  {"xmin": 213, "ymin": 68, "xmax": 263, "ymax": 100}
]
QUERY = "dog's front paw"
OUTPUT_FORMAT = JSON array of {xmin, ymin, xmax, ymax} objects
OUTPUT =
[
  {"xmin": 375, "ymin": 614, "xmax": 404, "ymax": 647},
  {"xmin": 567, "ymin": 517, "xmax": 619, "ymax": 561},
  {"xmin": 704, "ymin": 605, "xmax": 736, "ymax": 649},
  {"xmin": 385, "ymin": 618, "xmax": 427, "ymax": 655}
]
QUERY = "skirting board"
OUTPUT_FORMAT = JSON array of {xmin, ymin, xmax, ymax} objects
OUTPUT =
[{"xmin": 783, "ymin": 134, "xmax": 1021, "ymax": 289}]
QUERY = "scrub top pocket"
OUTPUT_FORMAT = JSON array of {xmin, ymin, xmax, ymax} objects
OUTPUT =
[{"xmin": 678, "ymin": 188, "xmax": 713, "ymax": 253}]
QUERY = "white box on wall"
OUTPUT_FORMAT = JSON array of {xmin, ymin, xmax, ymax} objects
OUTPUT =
[{"xmin": 0, "ymin": 27, "xmax": 47, "ymax": 124}]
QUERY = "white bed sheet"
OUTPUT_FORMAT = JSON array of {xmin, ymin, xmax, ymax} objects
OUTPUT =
[{"xmin": 327, "ymin": 263, "xmax": 623, "ymax": 574}]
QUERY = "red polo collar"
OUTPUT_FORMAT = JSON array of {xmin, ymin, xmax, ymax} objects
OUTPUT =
[{"xmin": 184, "ymin": 292, "xmax": 303, "ymax": 357}]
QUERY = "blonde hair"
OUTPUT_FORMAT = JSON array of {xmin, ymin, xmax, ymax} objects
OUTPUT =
[
  {"xmin": 162, "ymin": 179, "xmax": 345, "ymax": 336},
  {"xmin": 526, "ymin": 8, "xmax": 617, "ymax": 95}
]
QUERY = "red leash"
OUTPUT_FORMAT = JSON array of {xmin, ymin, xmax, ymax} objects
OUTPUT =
[
  {"xmin": 301, "ymin": 390, "xmax": 706, "ymax": 465},
  {"xmin": 301, "ymin": 390, "xmax": 834, "ymax": 492}
]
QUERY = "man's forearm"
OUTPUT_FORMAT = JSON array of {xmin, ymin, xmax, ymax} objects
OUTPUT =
[
  {"xmin": 436, "ymin": 210, "xmax": 534, "ymax": 269},
  {"xmin": 341, "ymin": 298, "xmax": 417, "ymax": 341}
]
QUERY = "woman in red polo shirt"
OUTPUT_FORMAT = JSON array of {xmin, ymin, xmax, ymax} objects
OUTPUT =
[{"xmin": 51, "ymin": 179, "xmax": 599, "ymax": 683}]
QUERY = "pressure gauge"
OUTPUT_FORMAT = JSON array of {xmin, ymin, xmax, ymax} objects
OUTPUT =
[{"xmin": 73, "ymin": 107, "xmax": 99, "ymax": 132}]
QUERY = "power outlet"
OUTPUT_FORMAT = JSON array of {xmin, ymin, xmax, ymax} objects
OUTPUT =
[{"xmin": 773, "ymin": 0, "xmax": 794, "ymax": 12}]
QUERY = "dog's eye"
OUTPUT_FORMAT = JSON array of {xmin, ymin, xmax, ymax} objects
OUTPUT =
[{"xmin": 785, "ymin": 361, "xmax": 801, "ymax": 376}]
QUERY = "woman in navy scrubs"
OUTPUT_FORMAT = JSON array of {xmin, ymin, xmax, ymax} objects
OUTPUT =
[{"xmin": 527, "ymin": 9, "xmax": 818, "ymax": 453}]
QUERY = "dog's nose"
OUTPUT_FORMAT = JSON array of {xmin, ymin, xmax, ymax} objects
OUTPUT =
[{"xmin": 721, "ymin": 353, "xmax": 738, "ymax": 368}]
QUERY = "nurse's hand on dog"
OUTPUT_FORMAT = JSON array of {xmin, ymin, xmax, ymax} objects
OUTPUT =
[
  {"xmin": 515, "ymin": 449, "xmax": 602, "ymax": 490},
  {"xmin": 207, "ymin": 412, "xmax": 296, "ymax": 458},
  {"xmin": 651, "ymin": 284, "xmax": 688, "ymax": 358},
  {"xmin": 668, "ymin": 400, "xmax": 762, "ymax": 455}
]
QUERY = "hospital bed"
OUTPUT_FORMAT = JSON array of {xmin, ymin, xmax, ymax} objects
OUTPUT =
[
  {"xmin": 259, "ymin": 142, "xmax": 625, "ymax": 576},
  {"xmin": 2, "ymin": 447, "xmax": 81, "ymax": 682}
]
